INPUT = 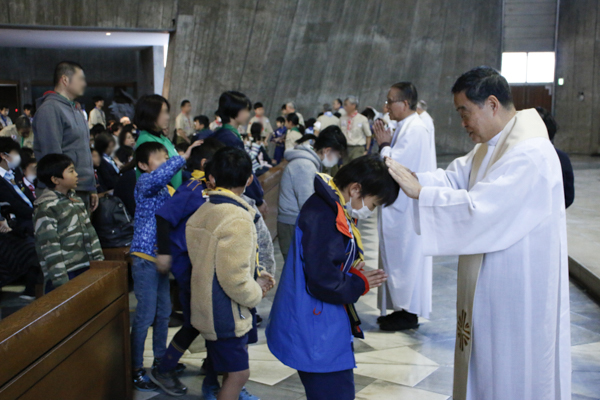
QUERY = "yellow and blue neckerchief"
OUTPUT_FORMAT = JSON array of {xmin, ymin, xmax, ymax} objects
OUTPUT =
[{"xmin": 317, "ymin": 173, "xmax": 365, "ymax": 265}]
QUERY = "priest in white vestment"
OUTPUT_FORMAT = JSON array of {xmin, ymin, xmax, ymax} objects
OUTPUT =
[
  {"xmin": 372, "ymin": 82, "xmax": 436, "ymax": 331},
  {"xmin": 385, "ymin": 67, "xmax": 571, "ymax": 400}
]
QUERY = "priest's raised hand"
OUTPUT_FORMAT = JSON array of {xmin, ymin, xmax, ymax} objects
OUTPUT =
[{"xmin": 385, "ymin": 157, "xmax": 422, "ymax": 199}]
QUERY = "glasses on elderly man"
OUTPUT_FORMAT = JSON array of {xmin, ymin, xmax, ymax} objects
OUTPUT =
[{"xmin": 385, "ymin": 99, "xmax": 403, "ymax": 105}]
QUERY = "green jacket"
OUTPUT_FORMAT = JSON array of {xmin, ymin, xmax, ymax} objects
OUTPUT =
[
  {"xmin": 135, "ymin": 130, "xmax": 182, "ymax": 189},
  {"xmin": 33, "ymin": 189, "xmax": 104, "ymax": 288}
]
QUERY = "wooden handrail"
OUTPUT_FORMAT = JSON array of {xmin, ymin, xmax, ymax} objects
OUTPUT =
[{"xmin": 0, "ymin": 261, "xmax": 131, "ymax": 400}]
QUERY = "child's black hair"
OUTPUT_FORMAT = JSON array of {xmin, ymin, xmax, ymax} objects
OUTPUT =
[
  {"xmin": 95, "ymin": 132, "xmax": 115, "ymax": 155},
  {"xmin": 20, "ymin": 151, "xmax": 36, "ymax": 170},
  {"xmin": 188, "ymin": 137, "xmax": 225, "ymax": 171},
  {"xmin": 37, "ymin": 153, "xmax": 74, "ymax": 189},
  {"xmin": 134, "ymin": 142, "xmax": 167, "ymax": 172},
  {"xmin": 253, "ymin": 102, "xmax": 264, "ymax": 110},
  {"xmin": 276, "ymin": 116, "xmax": 285, "ymax": 124},
  {"xmin": 286, "ymin": 113, "xmax": 299, "ymax": 126},
  {"xmin": 296, "ymin": 125, "xmax": 347, "ymax": 152},
  {"xmin": 333, "ymin": 155, "xmax": 399, "ymax": 207},
  {"xmin": 90, "ymin": 124, "xmax": 106, "ymax": 137},
  {"xmin": 0, "ymin": 137, "xmax": 20, "ymax": 155},
  {"xmin": 118, "ymin": 126, "xmax": 135, "ymax": 148},
  {"xmin": 286, "ymin": 113, "xmax": 305, "ymax": 134},
  {"xmin": 110, "ymin": 122, "xmax": 122, "ymax": 134},
  {"xmin": 250, "ymin": 122, "xmax": 263, "ymax": 142},
  {"xmin": 193, "ymin": 115, "xmax": 210, "ymax": 128},
  {"xmin": 217, "ymin": 91, "xmax": 251, "ymax": 124},
  {"xmin": 205, "ymin": 147, "xmax": 252, "ymax": 189},
  {"xmin": 175, "ymin": 142, "xmax": 190, "ymax": 154}
]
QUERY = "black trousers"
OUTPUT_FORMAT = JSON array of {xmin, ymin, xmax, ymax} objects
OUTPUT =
[{"xmin": 298, "ymin": 369, "xmax": 355, "ymax": 400}]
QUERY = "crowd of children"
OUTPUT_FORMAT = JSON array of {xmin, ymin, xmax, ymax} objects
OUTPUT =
[{"xmin": 0, "ymin": 76, "xmax": 402, "ymax": 400}]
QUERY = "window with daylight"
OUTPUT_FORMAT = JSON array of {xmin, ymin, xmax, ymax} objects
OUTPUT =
[{"xmin": 501, "ymin": 52, "xmax": 555, "ymax": 84}]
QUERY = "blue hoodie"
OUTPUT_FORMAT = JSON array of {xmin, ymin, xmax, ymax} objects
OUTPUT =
[
  {"xmin": 266, "ymin": 174, "xmax": 368, "ymax": 373},
  {"xmin": 155, "ymin": 171, "xmax": 208, "ymax": 285}
]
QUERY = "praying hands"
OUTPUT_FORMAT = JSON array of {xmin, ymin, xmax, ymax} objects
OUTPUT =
[
  {"xmin": 373, "ymin": 119, "xmax": 393, "ymax": 146},
  {"xmin": 385, "ymin": 157, "xmax": 422, "ymax": 199}
]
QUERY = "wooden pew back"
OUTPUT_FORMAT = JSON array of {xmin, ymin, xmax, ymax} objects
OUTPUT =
[{"xmin": 0, "ymin": 261, "xmax": 132, "ymax": 400}]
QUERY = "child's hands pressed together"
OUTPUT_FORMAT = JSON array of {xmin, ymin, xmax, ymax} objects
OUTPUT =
[{"xmin": 361, "ymin": 268, "xmax": 388, "ymax": 290}]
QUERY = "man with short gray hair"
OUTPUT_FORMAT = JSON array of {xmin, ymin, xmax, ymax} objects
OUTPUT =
[
  {"xmin": 284, "ymin": 102, "xmax": 304, "ymax": 126},
  {"xmin": 340, "ymin": 96, "xmax": 371, "ymax": 162}
]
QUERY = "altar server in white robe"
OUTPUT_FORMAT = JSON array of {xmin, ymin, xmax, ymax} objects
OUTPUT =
[
  {"xmin": 417, "ymin": 100, "xmax": 437, "ymax": 169},
  {"xmin": 386, "ymin": 66, "xmax": 571, "ymax": 400},
  {"xmin": 372, "ymin": 82, "xmax": 436, "ymax": 331}
]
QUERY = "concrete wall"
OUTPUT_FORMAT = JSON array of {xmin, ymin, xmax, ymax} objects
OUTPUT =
[
  {"xmin": 165, "ymin": 0, "xmax": 503, "ymax": 155},
  {"xmin": 0, "ymin": 0, "xmax": 177, "ymax": 30},
  {"xmin": 554, "ymin": 0, "xmax": 600, "ymax": 154}
]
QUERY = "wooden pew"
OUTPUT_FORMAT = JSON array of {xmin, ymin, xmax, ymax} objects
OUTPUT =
[
  {"xmin": 258, "ymin": 161, "xmax": 287, "ymax": 239},
  {"xmin": 0, "ymin": 261, "xmax": 132, "ymax": 400}
]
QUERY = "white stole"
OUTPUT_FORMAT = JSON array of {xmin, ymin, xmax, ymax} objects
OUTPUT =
[{"xmin": 452, "ymin": 109, "xmax": 549, "ymax": 400}]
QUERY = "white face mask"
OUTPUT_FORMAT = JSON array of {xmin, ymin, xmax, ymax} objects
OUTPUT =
[
  {"xmin": 321, "ymin": 151, "xmax": 339, "ymax": 168},
  {"xmin": 3, "ymin": 153, "xmax": 21, "ymax": 170},
  {"xmin": 26, "ymin": 174, "xmax": 36, "ymax": 183},
  {"xmin": 345, "ymin": 195, "xmax": 375, "ymax": 220}
]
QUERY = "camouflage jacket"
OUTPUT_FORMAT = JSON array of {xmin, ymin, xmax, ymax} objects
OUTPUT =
[{"xmin": 33, "ymin": 189, "xmax": 104, "ymax": 287}]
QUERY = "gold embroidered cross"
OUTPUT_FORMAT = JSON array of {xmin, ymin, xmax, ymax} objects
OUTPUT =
[{"xmin": 457, "ymin": 309, "xmax": 471, "ymax": 351}]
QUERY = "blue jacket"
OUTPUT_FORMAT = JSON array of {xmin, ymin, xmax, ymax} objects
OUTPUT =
[
  {"xmin": 155, "ymin": 171, "xmax": 208, "ymax": 285},
  {"xmin": 266, "ymin": 174, "xmax": 368, "ymax": 373},
  {"xmin": 211, "ymin": 126, "xmax": 264, "ymax": 206},
  {"xmin": 130, "ymin": 156, "xmax": 186, "ymax": 258}
]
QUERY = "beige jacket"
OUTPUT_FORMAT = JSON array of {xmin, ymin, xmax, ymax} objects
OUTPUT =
[
  {"xmin": 187, "ymin": 189, "xmax": 263, "ymax": 340},
  {"xmin": 317, "ymin": 113, "xmax": 341, "ymax": 131},
  {"xmin": 248, "ymin": 115, "xmax": 274, "ymax": 138},
  {"xmin": 340, "ymin": 112, "xmax": 371, "ymax": 146},
  {"xmin": 0, "ymin": 124, "xmax": 34, "ymax": 148}
]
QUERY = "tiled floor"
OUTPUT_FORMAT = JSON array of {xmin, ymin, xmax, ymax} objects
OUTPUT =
[{"xmin": 130, "ymin": 214, "xmax": 600, "ymax": 400}]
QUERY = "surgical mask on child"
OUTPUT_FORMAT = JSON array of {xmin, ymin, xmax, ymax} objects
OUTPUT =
[
  {"xmin": 3, "ymin": 153, "xmax": 21, "ymax": 170},
  {"xmin": 321, "ymin": 151, "xmax": 339, "ymax": 168},
  {"xmin": 345, "ymin": 196, "xmax": 374, "ymax": 220},
  {"xmin": 26, "ymin": 174, "xmax": 36, "ymax": 183}
]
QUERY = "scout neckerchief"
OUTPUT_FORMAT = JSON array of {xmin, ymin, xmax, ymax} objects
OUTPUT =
[
  {"xmin": 346, "ymin": 111, "xmax": 358, "ymax": 133},
  {"xmin": 452, "ymin": 109, "xmax": 549, "ymax": 400},
  {"xmin": 317, "ymin": 173, "xmax": 365, "ymax": 338},
  {"xmin": 186, "ymin": 170, "xmax": 207, "ymax": 192},
  {"xmin": 223, "ymin": 124, "xmax": 242, "ymax": 141}
]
